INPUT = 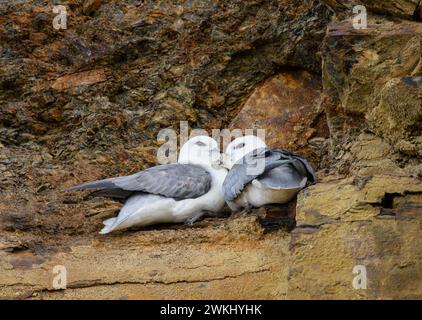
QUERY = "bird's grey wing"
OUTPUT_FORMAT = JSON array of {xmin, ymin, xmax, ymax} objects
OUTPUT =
[
  {"xmin": 222, "ymin": 148, "xmax": 293, "ymax": 202},
  {"xmin": 68, "ymin": 163, "xmax": 212, "ymax": 200},
  {"xmin": 223, "ymin": 148, "xmax": 316, "ymax": 201},
  {"xmin": 275, "ymin": 149, "xmax": 317, "ymax": 183},
  {"xmin": 256, "ymin": 165, "xmax": 307, "ymax": 189},
  {"xmin": 89, "ymin": 188, "xmax": 133, "ymax": 200}
]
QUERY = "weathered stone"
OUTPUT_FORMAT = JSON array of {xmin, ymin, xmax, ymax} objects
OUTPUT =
[
  {"xmin": 322, "ymin": 16, "xmax": 422, "ymax": 174},
  {"xmin": 228, "ymin": 70, "xmax": 329, "ymax": 168},
  {"xmin": 296, "ymin": 175, "xmax": 422, "ymax": 227},
  {"xmin": 0, "ymin": 0, "xmax": 334, "ymax": 251},
  {"xmin": 0, "ymin": 216, "xmax": 291, "ymax": 299},
  {"xmin": 367, "ymin": 77, "xmax": 422, "ymax": 147},
  {"xmin": 288, "ymin": 217, "xmax": 422, "ymax": 299},
  {"xmin": 0, "ymin": 0, "xmax": 336, "ymax": 299},
  {"xmin": 323, "ymin": 18, "xmax": 422, "ymax": 117},
  {"xmin": 290, "ymin": 174, "xmax": 422, "ymax": 299},
  {"xmin": 322, "ymin": 0, "xmax": 422, "ymax": 19},
  {"xmin": 83, "ymin": 0, "xmax": 103, "ymax": 15},
  {"xmin": 342, "ymin": 133, "xmax": 409, "ymax": 177},
  {"xmin": 1, "ymin": 0, "xmax": 422, "ymax": 300},
  {"xmin": 1, "ymin": 0, "xmax": 332, "ymax": 151},
  {"xmin": 51, "ymin": 69, "xmax": 108, "ymax": 91},
  {"xmin": 417, "ymin": 2, "xmax": 422, "ymax": 19}
]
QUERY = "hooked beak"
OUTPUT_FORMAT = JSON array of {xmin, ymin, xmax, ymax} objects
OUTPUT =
[
  {"xmin": 210, "ymin": 149, "xmax": 223, "ymax": 167},
  {"xmin": 222, "ymin": 153, "xmax": 233, "ymax": 169}
]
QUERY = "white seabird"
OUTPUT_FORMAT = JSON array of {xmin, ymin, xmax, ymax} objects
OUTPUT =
[
  {"xmin": 68, "ymin": 136, "xmax": 228, "ymax": 234},
  {"xmin": 222, "ymin": 135, "xmax": 316, "ymax": 211}
]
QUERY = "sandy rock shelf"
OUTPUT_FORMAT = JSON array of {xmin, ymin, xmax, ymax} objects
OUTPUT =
[
  {"xmin": 0, "ymin": 216, "xmax": 290, "ymax": 300},
  {"xmin": 1, "ymin": 0, "xmax": 422, "ymax": 300},
  {"xmin": 1, "ymin": 174, "xmax": 421, "ymax": 300}
]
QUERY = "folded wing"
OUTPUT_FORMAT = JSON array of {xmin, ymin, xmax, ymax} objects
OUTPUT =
[
  {"xmin": 68, "ymin": 163, "xmax": 212, "ymax": 200},
  {"xmin": 223, "ymin": 148, "xmax": 316, "ymax": 202}
]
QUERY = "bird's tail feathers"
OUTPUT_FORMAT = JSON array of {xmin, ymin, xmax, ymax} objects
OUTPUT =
[
  {"xmin": 67, "ymin": 178, "xmax": 116, "ymax": 191},
  {"xmin": 99, "ymin": 218, "xmax": 117, "ymax": 234}
]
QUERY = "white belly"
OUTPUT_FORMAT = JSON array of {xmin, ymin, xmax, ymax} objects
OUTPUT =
[
  {"xmin": 102, "ymin": 190, "xmax": 225, "ymax": 234},
  {"xmin": 101, "ymin": 167, "xmax": 227, "ymax": 234},
  {"xmin": 228, "ymin": 179, "xmax": 303, "ymax": 211},
  {"xmin": 101, "ymin": 194, "xmax": 176, "ymax": 233}
]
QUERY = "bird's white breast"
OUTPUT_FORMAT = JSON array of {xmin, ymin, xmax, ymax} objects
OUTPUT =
[
  {"xmin": 230, "ymin": 179, "xmax": 303, "ymax": 210},
  {"xmin": 173, "ymin": 166, "xmax": 227, "ymax": 220}
]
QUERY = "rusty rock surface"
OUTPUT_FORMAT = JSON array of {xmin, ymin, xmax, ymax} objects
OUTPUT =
[
  {"xmin": 0, "ymin": 216, "xmax": 291, "ymax": 299},
  {"xmin": 291, "ymin": 175, "xmax": 422, "ymax": 299},
  {"xmin": 321, "ymin": 15, "xmax": 422, "ymax": 175},
  {"xmin": 1, "ymin": 1, "xmax": 422, "ymax": 300},
  {"xmin": 228, "ymin": 70, "xmax": 329, "ymax": 169},
  {"xmin": 0, "ymin": 0, "xmax": 333, "ymax": 249},
  {"xmin": 322, "ymin": 0, "xmax": 422, "ymax": 19}
]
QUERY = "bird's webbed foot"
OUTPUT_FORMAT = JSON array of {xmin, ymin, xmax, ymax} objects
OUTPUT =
[{"xmin": 184, "ymin": 212, "xmax": 205, "ymax": 226}]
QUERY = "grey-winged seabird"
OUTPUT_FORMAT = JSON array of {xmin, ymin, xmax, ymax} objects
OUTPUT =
[
  {"xmin": 68, "ymin": 136, "xmax": 227, "ymax": 234},
  {"xmin": 222, "ymin": 135, "xmax": 316, "ymax": 211}
]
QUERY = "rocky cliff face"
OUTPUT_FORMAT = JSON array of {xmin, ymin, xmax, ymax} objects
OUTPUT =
[{"xmin": 0, "ymin": 0, "xmax": 421, "ymax": 299}]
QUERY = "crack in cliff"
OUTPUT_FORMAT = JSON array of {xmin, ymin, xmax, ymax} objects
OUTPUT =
[
  {"xmin": 413, "ymin": 1, "xmax": 422, "ymax": 21},
  {"xmin": 2, "ymin": 268, "xmax": 272, "ymax": 299},
  {"xmin": 67, "ymin": 268, "xmax": 273, "ymax": 289}
]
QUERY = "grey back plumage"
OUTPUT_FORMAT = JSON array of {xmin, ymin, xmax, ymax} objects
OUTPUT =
[
  {"xmin": 68, "ymin": 163, "xmax": 212, "ymax": 200},
  {"xmin": 223, "ymin": 148, "xmax": 316, "ymax": 201}
]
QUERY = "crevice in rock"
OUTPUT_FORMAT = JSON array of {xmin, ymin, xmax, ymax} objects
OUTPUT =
[
  {"xmin": 375, "ymin": 191, "xmax": 422, "ymax": 218},
  {"xmin": 5, "ymin": 268, "xmax": 273, "ymax": 299},
  {"xmin": 253, "ymin": 199, "xmax": 298, "ymax": 233},
  {"xmin": 258, "ymin": 215, "xmax": 296, "ymax": 233},
  {"xmin": 1, "ymin": 244, "xmax": 29, "ymax": 254},
  {"xmin": 413, "ymin": 2, "xmax": 422, "ymax": 21},
  {"xmin": 352, "ymin": 175, "xmax": 373, "ymax": 190},
  {"xmin": 68, "ymin": 268, "xmax": 272, "ymax": 289},
  {"xmin": 292, "ymin": 224, "xmax": 321, "ymax": 231},
  {"xmin": 381, "ymin": 193, "xmax": 401, "ymax": 209}
]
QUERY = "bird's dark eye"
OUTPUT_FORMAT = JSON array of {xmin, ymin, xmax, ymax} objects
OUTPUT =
[
  {"xmin": 235, "ymin": 142, "xmax": 245, "ymax": 149},
  {"xmin": 195, "ymin": 141, "xmax": 206, "ymax": 146}
]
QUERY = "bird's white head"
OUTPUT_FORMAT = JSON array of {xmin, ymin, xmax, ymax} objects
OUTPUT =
[
  {"xmin": 223, "ymin": 135, "xmax": 267, "ymax": 169},
  {"xmin": 178, "ymin": 135, "xmax": 222, "ymax": 168}
]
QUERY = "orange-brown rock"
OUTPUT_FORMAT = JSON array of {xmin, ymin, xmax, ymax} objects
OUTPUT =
[
  {"xmin": 228, "ymin": 70, "xmax": 329, "ymax": 168},
  {"xmin": 51, "ymin": 69, "xmax": 107, "ymax": 91},
  {"xmin": 83, "ymin": 0, "xmax": 104, "ymax": 15},
  {"xmin": 1, "ymin": 0, "xmax": 422, "ymax": 301},
  {"xmin": 321, "ymin": 0, "xmax": 421, "ymax": 19}
]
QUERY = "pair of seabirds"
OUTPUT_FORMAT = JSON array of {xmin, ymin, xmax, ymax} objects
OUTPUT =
[{"xmin": 69, "ymin": 135, "xmax": 316, "ymax": 234}]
